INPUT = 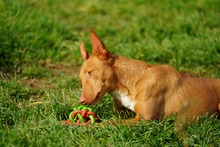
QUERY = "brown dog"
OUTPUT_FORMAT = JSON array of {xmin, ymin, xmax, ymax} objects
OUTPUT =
[{"xmin": 79, "ymin": 30, "xmax": 220, "ymax": 124}]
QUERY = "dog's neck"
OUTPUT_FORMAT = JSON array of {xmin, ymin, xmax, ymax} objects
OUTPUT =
[{"xmin": 110, "ymin": 55, "xmax": 151, "ymax": 96}]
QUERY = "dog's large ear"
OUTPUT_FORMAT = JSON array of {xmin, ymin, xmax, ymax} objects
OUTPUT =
[
  {"xmin": 80, "ymin": 42, "xmax": 90, "ymax": 61},
  {"xmin": 90, "ymin": 29, "xmax": 109, "ymax": 60}
]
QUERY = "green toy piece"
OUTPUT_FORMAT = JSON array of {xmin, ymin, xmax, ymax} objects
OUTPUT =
[{"xmin": 64, "ymin": 105, "xmax": 98, "ymax": 126}]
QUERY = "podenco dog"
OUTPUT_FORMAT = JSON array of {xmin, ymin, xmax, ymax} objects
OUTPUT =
[{"xmin": 79, "ymin": 30, "xmax": 220, "ymax": 124}]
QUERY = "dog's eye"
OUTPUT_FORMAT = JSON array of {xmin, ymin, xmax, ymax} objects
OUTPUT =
[{"xmin": 86, "ymin": 71, "xmax": 92, "ymax": 78}]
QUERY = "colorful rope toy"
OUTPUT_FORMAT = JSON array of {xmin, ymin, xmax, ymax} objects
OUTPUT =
[{"xmin": 64, "ymin": 105, "xmax": 98, "ymax": 126}]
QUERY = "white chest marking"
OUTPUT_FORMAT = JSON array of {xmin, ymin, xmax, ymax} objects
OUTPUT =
[{"xmin": 110, "ymin": 89, "xmax": 136, "ymax": 111}]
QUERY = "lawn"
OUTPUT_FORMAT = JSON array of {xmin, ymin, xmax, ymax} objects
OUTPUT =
[{"xmin": 0, "ymin": 0, "xmax": 220, "ymax": 146}]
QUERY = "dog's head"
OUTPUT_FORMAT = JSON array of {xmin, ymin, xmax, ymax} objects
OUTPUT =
[{"xmin": 79, "ymin": 30, "xmax": 117, "ymax": 105}]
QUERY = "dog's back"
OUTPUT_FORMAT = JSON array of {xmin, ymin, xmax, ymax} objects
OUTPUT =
[{"xmin": 164, "ymin": 72, "xmax": 220, "ymax": 119}]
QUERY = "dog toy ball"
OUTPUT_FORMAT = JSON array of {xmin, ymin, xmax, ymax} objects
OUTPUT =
[{"xmin": 64, "ymin": 105, "xmax": 98, "ymax": 126}]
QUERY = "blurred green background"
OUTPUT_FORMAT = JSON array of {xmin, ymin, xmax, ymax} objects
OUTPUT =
[{"xmin": 1, "ymin": 0, "xmax": 219, "ymax": 77}]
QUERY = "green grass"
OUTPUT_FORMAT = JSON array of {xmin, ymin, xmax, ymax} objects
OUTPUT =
[{"xmin": 0, "ymin": 0, "xmax": 220, "ymax": 146}]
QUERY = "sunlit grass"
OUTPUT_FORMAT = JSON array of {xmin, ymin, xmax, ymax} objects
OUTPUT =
[{"xmin": 0, "ymin": 0, "xmax": 220, "ymax": 146}]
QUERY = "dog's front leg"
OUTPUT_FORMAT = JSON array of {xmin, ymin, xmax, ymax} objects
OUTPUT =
[
  {"xmin": 113, "ymin": 99, "xmax": 135, "ymax": 118},
  {"xmin": 99, "ymin": 99, "xmax": 141, "ymax": 126},
  {"xmin": 100, "ymin": 113, "xmax": 142, "ymax": 126}
]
